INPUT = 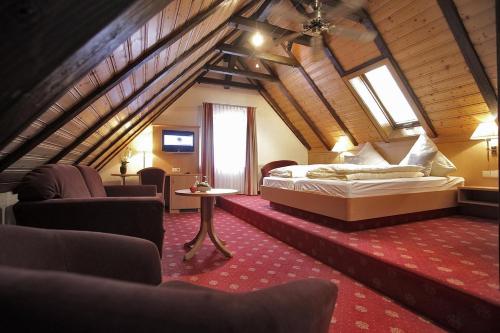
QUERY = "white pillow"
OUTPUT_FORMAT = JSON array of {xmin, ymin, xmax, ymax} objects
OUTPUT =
[
  {"xmin": 354, "ymin": 142, "xmax": 390, "ymax": 166},
  {"xmin": 399, "ymin": 134, "xmax": 457, "ymax": 176}
]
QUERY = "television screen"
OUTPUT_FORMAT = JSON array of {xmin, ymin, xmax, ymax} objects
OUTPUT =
[{"xmin": 162, "ymin": 130, "xmax": 195, "ymax": 152}]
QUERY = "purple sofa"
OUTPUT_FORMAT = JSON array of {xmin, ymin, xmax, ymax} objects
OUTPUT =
[
  {"xmin": 13, "ymin": 164, "xmax": 165, "ymax": 255},
  {"xmin": 0, "ymin": 225, "xmax": 338, "ymax": 333}
]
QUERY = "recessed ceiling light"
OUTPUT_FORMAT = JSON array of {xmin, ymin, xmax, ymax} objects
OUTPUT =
[
  {"xmin": 255, "ymin": 63, "xmax": 260, "ymax": 69},
  {"xmin": 251, "ymin": 31, "xmax": 264, "ymax": 47}
]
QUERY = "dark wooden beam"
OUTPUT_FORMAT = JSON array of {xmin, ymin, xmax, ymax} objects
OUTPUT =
[
  {"xmin": 282, "ymin": 45, "xmax": 358, "ymax": 146},
  {"xmin": 258, "ymin": 86, "xmax": 311, "ymax": 150},
  {"xmin": 0, "ymin": 0, "xmax": 173, "ymax": 152},
  {"xmin": 236, "ymin": 59, "xmax": 310, "ymax": 150},
  {"xmin": 197, "ymin": 77, "xmax": 258, "ymax": 90},
  {"xmin": 224, "ymin": 55, "xmax": 237, "ymax": 89},
  {"xmin": 321, "ymin": 34, "xmax": 346, "ymax": 76},
  {"xmin": 218, "ymin": 44, "xmax": 299, "ymax": 67},
  {"xmin": 93, "ymin": 70, "xmax": 202, "ymax": 169},
  {"xmin": 0, "ymin": 0, "xmax": 259, "ymax": 172},
  {"xmin": 228, "ymin": 16, "xmax": 313, "ymax": 46},
  {"xmin": 69, "ymin": 51, "xmax": 220, "ymax": 165},
  {"xmin": 259, "ymin": 62, "xmax": 331, "ymax": 150},
  {"xmin": 0, "ymin": 16, "xmax": 240, "ymax": 171},
  {"xmin": 205, "ymin": 65, "xmax": 277, "ymax": 81},
  {"xmin": 342, "ymin": 55, "xmax": 385, "ymax": 77},
  {"xmin": 437, "ymin": 0, "xmax": 497, "ymax": 115},
  {"xmin": 358, "ymin": 10, "xmax": 438, "ymax": 137}
]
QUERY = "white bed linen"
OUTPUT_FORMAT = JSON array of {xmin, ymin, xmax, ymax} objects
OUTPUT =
[
  {"xmin": 263, "ymin": 177, "xmax": 308, "ymax": 190},
  {"xmin": 263, "ymin": 176, "xmax": 464, "ymax": 198}
]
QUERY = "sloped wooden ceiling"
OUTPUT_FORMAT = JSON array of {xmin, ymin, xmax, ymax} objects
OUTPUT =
[{"xmin": 0, "ymin": 0, "xmax": 497, "ymax": 191}]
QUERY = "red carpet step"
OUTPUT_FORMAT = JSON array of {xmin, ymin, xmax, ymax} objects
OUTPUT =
[
  {"xmin": 217, "ymin": 195, "xmax": 499, "ymax": 333},
  {"xmin": 162, "ymin": 209, "xmax": 446, "ymax": 333}
]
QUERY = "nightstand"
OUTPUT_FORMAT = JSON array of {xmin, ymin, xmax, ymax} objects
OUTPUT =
[{"xmin": 457, "ymin": 186, "xmax": 498, "ymax": 219}]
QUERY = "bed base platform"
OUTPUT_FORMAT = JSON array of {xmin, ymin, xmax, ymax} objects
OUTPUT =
[{"xmin": 261, "ymin": 186, "xmax": 458, "ymax": 231}]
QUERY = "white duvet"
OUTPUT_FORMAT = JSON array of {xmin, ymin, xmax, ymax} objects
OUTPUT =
[
  {"xmin": 269, "ymin": 164, "xmax": 324, "ymax": 178},
  {"xmin": 306, "ymin": 164, "xmax": 425, "ymax": 180}
]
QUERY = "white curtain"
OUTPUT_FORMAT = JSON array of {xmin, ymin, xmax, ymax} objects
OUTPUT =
[{"xmin": 213, "ymin": 104, "xmax": 247, "ymax": 192}]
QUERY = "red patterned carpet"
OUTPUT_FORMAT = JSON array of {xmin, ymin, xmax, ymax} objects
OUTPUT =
[
  {"xmin": 222, "ymin": 195, "xmax": 500, "ymax": 304},
  {"xmin": 217, "ymin": 195, "xmax": 499, "ymax": 332},
  {"xmin": 162, "ymin": 208, "xmax": 445, "ymax": 333}
]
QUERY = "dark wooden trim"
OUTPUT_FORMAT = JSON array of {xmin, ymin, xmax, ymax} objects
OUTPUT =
[
  {"xmin": 205, "ymin": 65, "xmax": 277, "ymax": 81},
  {"xmin": 93, "ymin": 71, "xmax": 201, "ymax": 169},
  {"xmin": 342, "ymin": 55, "xmax": 385, "ymax": 77},
  {"xmin": 358, "ymin": 10, "xmax": 438, "ymax": 137},
  {"xmin": 218, "ymin": 44, "xmax": 299, "ymax": 67},
  {"xmin": 0, "ymin": 16, "xmax": 240, "ymax": 171},
  {"xmin": 0, "ymin": 0, "xmax": 173, "ymax": 152},
  {"xmin": 260, "ymin": 62, "xmax": 331, "ymax": 150},
  {"xmin": 236, "ymin": 58, "xmax": 310, "ymax": 150},
  {"xmin": 258, "ymin": 87, "xmax": 311, "ymax": 150},
  {"xmin": 321, "ymin": 34, "xmax": 346, "ymax": 76},
  {"xmin": 197, "ymin": 77, "xmax": 258, "ymax": 90},
  {"xmin": 282, "ymin": 45, "xmax": 358, "ymax": 146},
  {"xmin": 72, "ymin": 52, "xmax": 220, "ymax": 165},
  {"xmin": 437, "ymin": 0, "xmax": 497, "ymax": 115},
  {"xmin": 228, "ymin": 16, "xmax": 313, "ymax": 46},
  {"xmin": 224, "ymin": 55, "xmax": 237, "ymax": 89}
]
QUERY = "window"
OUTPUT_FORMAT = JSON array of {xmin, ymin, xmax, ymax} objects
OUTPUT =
[
  {"xmin": 213, "ymin": 103, "xmax": 247, "ymax": 192},
  {"xmin": 348, "ymin": 63, "xmax": 419, "ymax": 129}
]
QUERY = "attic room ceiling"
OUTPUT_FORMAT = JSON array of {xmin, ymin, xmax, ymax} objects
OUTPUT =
[{"xmin": 0, "ymin": 0, "xmax": 497, "ymax": 191}]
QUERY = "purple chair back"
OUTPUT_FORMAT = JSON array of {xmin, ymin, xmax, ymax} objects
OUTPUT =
[{"xmin": 137, "ymin": 168, "xmax": 166, "ymax": 194}]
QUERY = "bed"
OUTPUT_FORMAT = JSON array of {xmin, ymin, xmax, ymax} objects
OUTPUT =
[{"xmin": 261, "ymin": 174, "xmax": 464, "ymax": 230}]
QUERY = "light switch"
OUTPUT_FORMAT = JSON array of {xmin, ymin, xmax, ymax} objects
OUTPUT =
[{"xmin": 172, "ymin": 167, "xmax": 181, "ymax": 173}]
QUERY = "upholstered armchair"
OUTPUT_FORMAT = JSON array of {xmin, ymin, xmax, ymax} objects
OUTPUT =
[
  {"xmin": 0, "ymin": 225, "xmax": 338, "ymax": 333},
  {"xmin": 137, "ymin": 167, "xmax": 166, "ymax": 203},
  {"xmin": 13, "ymin": 164, "xmax": 165, "ymax": 255}
]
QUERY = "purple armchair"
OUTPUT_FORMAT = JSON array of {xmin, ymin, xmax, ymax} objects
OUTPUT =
[
  {"xmin": 0, "ymin": 225, "xmax": 338, "ymax": 333},
  {"xmin": 13, "ymin": 164, "xmax": 165, "ymax": 256},
  {"xmin": 138, "ymin": 167, "xmax": 166, "ymax": 204}
]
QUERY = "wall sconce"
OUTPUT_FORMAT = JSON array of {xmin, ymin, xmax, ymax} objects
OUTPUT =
[
  {"xmin": 470, "ymin": 120, "xmax": 498, "ymax": 162},
  {"xmin": 331, "ymin": 136, "xmax": 351, "ymax": 163}
]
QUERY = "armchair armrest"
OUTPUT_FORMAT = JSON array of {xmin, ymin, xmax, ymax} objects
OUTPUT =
[
  {"xmin": 0, "ymin": 225, "xmax": 161, "ymax": 285},
  {"xmin": 105, "ymin": 185, "xmax": 157, "ymax": 197},
  {"xmin": 14, "ymin": 197, "xmax": 165, "ymax": 256}
]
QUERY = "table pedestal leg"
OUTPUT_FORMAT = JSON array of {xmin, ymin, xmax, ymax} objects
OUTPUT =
[{"xmin": 183, "ymin": 196, "xmax": 232, "ymax": 260}]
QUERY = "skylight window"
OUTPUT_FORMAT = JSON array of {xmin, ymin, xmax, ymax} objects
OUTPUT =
[{"xmin": 348, "ymin": 64, "xmax": 419, "ymax": 129}]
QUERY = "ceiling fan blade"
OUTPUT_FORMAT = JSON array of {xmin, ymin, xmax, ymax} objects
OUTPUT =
[
  {"xmin": 268, "ymin": 0, "xmax": 310, "ymax": 25},
  {"xmin": 311, "ymin": 35, "xmax": 324, "ymax": 61},
  {"xmin": 327, "ymin": 25, "xmax": 377, "ymax": 42},
  {"xmin": 322, "ymin": 0, "xmax": 367, "ymax": 21}
]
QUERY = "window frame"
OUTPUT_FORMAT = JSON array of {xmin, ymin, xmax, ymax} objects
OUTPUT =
[{"xmin": 344, "ymin": 59, "xmax": 426, "ymax": 140}]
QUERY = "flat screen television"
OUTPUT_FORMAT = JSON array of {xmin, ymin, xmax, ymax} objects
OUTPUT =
[{"xmin": 162, "ymin": 130, "xmax": 195, "ymax": 153}]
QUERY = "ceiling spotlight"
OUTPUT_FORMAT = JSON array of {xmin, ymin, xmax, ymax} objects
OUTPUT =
[
  {"xmin": 251, "ymin": 31, "xmax": 264, "ymax": 47},
  {"xmin": 255, "ymin": 63, "xmax": 260, "ymax": 69}
]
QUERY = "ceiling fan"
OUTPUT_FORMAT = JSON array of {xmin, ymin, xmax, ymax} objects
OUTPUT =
[{"xmin": 267, "ymin": 0, "xmax": 377, "ymax": 57}]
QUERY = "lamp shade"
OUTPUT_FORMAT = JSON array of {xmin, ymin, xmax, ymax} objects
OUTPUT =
[
  {"xmin": 331, "ymin": 136, "xmax": 350, "ymax": 153},
  {"xmin": 470, "ymin": 121, "xmax": 498, "ymax": 140}
]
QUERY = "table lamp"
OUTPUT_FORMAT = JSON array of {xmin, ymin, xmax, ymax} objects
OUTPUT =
[
  {"xmin": 470, "ymin": 120, "xmax": 498, "ymax": 162},
  {"xmin": 332, "ymin": 136, "xmax": 350, "ymax": 163}
]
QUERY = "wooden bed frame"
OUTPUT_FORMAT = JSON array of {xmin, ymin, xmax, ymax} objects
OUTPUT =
[{"xmin": 260, "ymin": 185, "xmax": 458, "ymax": 229}]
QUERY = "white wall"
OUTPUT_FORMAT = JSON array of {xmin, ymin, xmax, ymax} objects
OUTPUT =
[{"xmin": 100, "ymin": 84, "xmax": 308, "ymax": 184}]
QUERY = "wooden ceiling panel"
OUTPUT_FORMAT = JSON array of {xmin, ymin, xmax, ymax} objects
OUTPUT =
[
  {"xmin": 370, "ymin": 0, "xmax": 492, "ymax": 140},
  {"xmin": 455, "ymin": 0, "xmax": 497, "ymax": 90}
]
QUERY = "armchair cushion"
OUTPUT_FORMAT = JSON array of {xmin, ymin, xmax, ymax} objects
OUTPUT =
[
  {"xmin": 76, "ymin": 165, "xmax": 107, "ymax": 197},
  {"xmin": 0, "ymin": 267, "xmax": 337, "ymax": 333},
  {"xmin": 16, "ymin": 164, "xmax": 91, "ymax": 201},
  {"xmin": 105, "ymin": 185, "xmax": 157, "ymax": 197},
  {"xmin": 0, "ymin": 225, "xmax": 161, "ymax": 285}
]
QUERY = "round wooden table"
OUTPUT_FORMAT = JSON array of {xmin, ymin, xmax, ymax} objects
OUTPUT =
[{"xmin": 175, "ymin": 188, "xmax": 237, "ymax": 260}]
